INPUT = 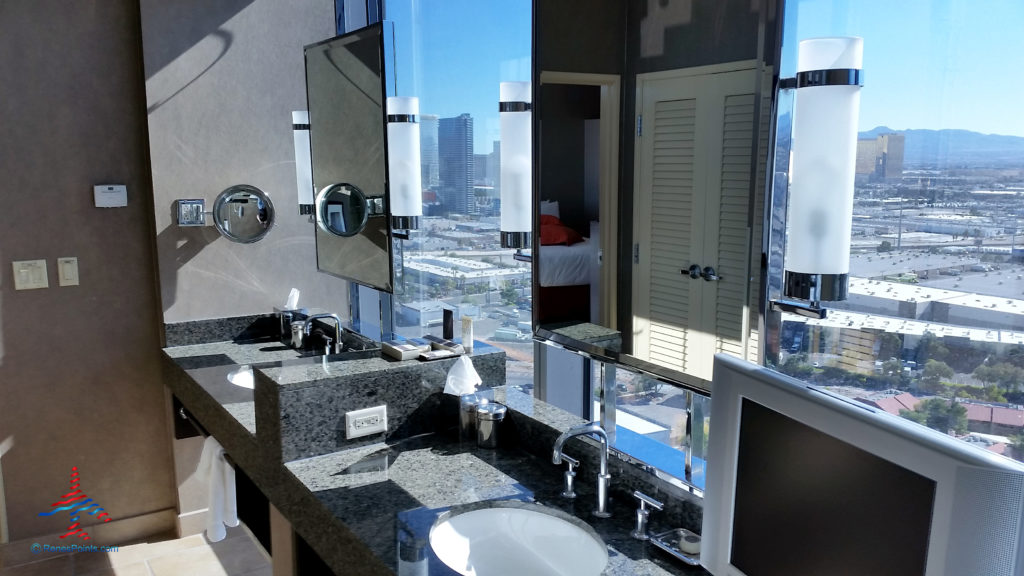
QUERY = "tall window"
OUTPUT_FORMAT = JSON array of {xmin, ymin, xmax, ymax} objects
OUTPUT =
[
  {"xmin": 385, "ymin": 0, "xmax": 534, "ymax": 386},
  {"xmin": 768, "ymin": 0, "xmax": 1024, "ymax": 464}
]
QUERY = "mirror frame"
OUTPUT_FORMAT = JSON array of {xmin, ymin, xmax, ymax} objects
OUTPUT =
[
  {"xmin": 531, "ymin": 0, "xmax": 786, "ymax": 393},
  {"xmin": 212, "ymin": 184, "xmax": 275, "ymax": 244},
  {"xmin": 304, "ymin": 21, "xmax": 396, "ymax": 293}
]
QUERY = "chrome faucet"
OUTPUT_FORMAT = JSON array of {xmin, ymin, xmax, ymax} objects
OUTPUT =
[
  {"xmin": 552, "ymin": 422, "xmax": 612, "ymax": 518},
  {"xmin": 303, "ymin": 313, "xmax": 343, "ymax": 355}
]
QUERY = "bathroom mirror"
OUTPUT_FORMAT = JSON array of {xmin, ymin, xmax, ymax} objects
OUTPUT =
[
  {"xmin": 212, "ymin": 184, "xmax": 275, "ymax": 244},
  {"xmin": 316, "ymin": 183, "xmax": 369, "ymax": 237},
  {"xmin": 533, "ymin": 0, "xmax": 782, "ymax": 391},
  {"xmin": 305, "ymin": 22, "xmax": 395, "ymax": 292}
]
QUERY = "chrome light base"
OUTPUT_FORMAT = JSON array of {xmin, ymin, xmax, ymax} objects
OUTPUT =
[{"xmin": 501, "ymin": 231, "xmax": 531, "ymax": 249}]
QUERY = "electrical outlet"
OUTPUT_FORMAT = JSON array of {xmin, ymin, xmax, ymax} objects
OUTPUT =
[{"xmin": 345, "ymin": 405, "xmax": 387, "ymax": 439}]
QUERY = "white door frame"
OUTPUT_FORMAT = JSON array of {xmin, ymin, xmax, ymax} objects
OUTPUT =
[{"xmin": 539, "ymin": 71, "xmax": 621, "ymax": 329}]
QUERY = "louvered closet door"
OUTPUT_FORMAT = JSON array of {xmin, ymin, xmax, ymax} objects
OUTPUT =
[{"xmin": 633, "ymin": 66, "xmax": 756, "ymax": 383}]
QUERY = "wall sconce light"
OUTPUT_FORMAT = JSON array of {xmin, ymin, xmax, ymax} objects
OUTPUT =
[
  {"xmin": 387, "ymin": 96, "xmax": 422, "ymax": 231},
  {"xmin": 782, "ymin": 37, "xmax": 863, "ymax": 308},
  {"xmin": 499, "ymin": 81, "xmax": 532, "ymax": 249},
  {"xmin": 292, "ymin": 111, "xmax": 315, "ymax": 216}
]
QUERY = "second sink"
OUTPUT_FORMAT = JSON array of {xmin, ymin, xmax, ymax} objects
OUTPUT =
[{"xmin": 429, "ymin": 501, "xmax": 608, "ymax": 576}]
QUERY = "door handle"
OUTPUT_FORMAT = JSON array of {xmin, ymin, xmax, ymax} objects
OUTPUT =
[
  {"xmin": 701, "ymin": 266, "xmax": 721, "ymax": 282},
  {"xmin": 684, "ymin": 264, "xmax": 702, "ymax": 279}
]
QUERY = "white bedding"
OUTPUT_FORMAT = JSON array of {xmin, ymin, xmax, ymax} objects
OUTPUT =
[{"xmin": 539, "ymin": 236, "xmax": 597, "ymax": 287}]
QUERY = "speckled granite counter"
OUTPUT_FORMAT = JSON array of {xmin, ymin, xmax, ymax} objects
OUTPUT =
[{"xmin": 162, "ymin": 341, "xmax": 708, "ymax": 576}]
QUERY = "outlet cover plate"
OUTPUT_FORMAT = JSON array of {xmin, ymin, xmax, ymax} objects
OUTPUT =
[{"xmin": 345, "ymin": 405, "xmax": 387, "ymax": 439}]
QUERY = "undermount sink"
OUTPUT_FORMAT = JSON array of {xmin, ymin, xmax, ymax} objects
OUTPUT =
[
  {"xmin": 226, "ymin": 365, "xmax": 254, "ymax": 388},
  {"xmin": 429, "ymin": 502, "xmax": 608, "ymax": 576}
]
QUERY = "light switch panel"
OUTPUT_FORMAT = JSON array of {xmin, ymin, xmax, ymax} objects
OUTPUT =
[
  {"xmin": 57, "ymin": 257, "xmax": 79, "ymax": 286},
  {"xmin": 12, "ymin": 260, "xmax": 48, "ymax": 290}
]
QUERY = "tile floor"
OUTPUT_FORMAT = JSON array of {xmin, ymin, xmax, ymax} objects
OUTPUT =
[{"xmin": 0, "ymin": 525, "xmax": 271, "ymax": 576}]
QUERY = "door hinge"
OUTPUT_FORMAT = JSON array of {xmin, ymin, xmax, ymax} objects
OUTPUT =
[
  {"xmin": 636, "ymin": 114, "xmax": 643, "ymax": 137},
  {"xmin": 633, "ymin": 243, "xmax": 640, "ymax": 264}
]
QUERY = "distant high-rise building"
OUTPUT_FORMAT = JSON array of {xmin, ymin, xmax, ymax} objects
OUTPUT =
[
  {"xmin": 438, "ymin": 114, "xmax": 474, "ymax": 214},
  {"xmin": 474, "ymin": 153, "xmax": 490, "ymax": 184},
  {"xmin": 856, "ymin": 133, "xmax": 905, "ymax": 180},
  {"xmin": 420, "ymin": 114, "xmax": 439, "ymax": 190},
  {"xmin": 488, "ymin": 140, "xmax": 500, "ymax": 194}
]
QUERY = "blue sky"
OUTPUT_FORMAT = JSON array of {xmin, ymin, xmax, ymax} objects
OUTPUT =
[
  {"xmin": 379, "ymin": 0, "xmax": 1024, "ymax": 146},
  {"xmin": 785, "ymin": 0, "xmax": 1024, "ymax": 137},
  {"xmin": 386, "ymin": 0, "xmax": 531, "ymax": 154}
]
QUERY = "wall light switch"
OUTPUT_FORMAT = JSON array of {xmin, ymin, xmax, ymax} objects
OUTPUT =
[
  {"xmin": 12, "ymin": 260, "xmax": 48, "ymax": 290},
  {"xmin": 57, "ymin": 257, "xmax": 79, "ymax": 286}
]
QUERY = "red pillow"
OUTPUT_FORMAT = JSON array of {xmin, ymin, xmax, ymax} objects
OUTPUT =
[
  {"xmin": 540, "ymin": 214, "xmax": 563, "ymax": 226},
  {"xmin": 540, "ymin": 222, "xmax": 584, "ymax": 246}
]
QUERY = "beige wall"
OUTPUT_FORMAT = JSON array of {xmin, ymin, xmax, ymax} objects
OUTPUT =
[
  {"xmin": 0, "ymin": 0, "xmax": 175, "ymax": 540},
  {"xmin": 140, "ymin": 0, "xmax": 350, "ymax": 325}
]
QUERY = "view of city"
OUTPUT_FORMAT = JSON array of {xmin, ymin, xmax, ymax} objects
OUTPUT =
[
  {"xmin": 773, "ymin": 126, "xmax": 1024, "ymax": 464},
  {"xmin": 383, "ymin": 1, "xmax": 535, "ymax": 389}
]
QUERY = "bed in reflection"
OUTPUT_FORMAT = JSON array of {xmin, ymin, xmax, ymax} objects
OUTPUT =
[{"xmin": 537, "ymin": 201, "xmax": 599, "ymax": 325}]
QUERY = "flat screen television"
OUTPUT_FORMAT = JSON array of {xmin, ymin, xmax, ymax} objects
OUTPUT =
[{"xmin": 702, "ymin": 354, "xmax": 1024, "ymax": 576}]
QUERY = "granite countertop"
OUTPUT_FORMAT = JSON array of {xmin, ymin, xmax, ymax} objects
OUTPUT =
[
  {"xmin": 286, "ymin": 432, "xmax": 707, "ymax": 576},
  {"xmin": 162, "ymin": 342, "xmax": 708, "ymax": 576}
]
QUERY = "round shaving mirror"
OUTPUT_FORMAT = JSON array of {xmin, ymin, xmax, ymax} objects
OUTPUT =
[
  {"xmin": 212, "ymin": 185, "xmax": 275, "ymax": 243},
  {"xmin": 316, "ymin": 183, "xmax": 368, "ymax": 237}
]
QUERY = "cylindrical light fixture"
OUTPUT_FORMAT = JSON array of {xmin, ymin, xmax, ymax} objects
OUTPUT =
[
  {"xmin": 499, "ymin": 81, "xmax": 532, "ymax": 249},
  {"xmin": 292, "ymin": 111, "xmax": 315, "ymax": 215},
  {"xmin": 784, "ymin": 37, "xmax": 863, "ymax": 303},
  {"xmin": 387, "ymin": 96, "xmax": 422, "ymax": 231}
]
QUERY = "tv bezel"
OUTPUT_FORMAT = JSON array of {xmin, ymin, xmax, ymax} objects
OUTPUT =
[{"xmin": 701, "ymin": 353, "xmax": 1024, "ymax": 576}]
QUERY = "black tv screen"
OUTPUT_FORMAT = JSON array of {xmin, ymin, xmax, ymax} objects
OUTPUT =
[{"xmin": 730, "ymin": 399, "xmax": 936, "ymax": 576}]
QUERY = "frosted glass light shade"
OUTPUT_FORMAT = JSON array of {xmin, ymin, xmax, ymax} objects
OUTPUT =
[
  {"xmin": 784, "ymin": 37, "xmax": 862, "ymax": 299},
  {"xmin": 292, "ymin": 111, "xmax": 314, "ymax": 208},
  {"xmin": 500, "ymin": 81, "xmax": 532, "ymax": 238},
  {"xmin": 386, "ymin": 97, "xmax": 423, "ymax": 220}
]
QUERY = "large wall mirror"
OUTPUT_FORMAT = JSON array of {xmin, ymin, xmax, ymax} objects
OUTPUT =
[
  {"xmin": 305, "ymin": 22, "xmax": 395, "ymax": 292},
  {"xmin": 533, "ymin": 0, "xmax": 783, "ymax": 392}
]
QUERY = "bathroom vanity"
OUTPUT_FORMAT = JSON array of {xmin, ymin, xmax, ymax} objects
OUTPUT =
[{"xmin": 161, "ymin": 317, "xmax": 706, "ymax": 575}]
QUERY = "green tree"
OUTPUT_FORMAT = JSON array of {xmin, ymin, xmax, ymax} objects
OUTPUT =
[
  {"xmin": 920, "ymin": 360, "xmax": 954, "ymax": 395},
  {"xmin": 881, "ymin": 359, "xmax": 908, "ymax": 388},
  {"xmin": 779, "ymin": 354, "xmax": 814, "ymax": 379},
  {"xmin": 1011, "ymin": 433, "xmax": 1024, "ymax": 461},
  {"xmin": 973, "ymin": 362, "xmax": 1024, "ymax": 392},
  {"xmin": 877, "ymin": 332, "xmax": 903, "ymax": 362},
  {"xmin": 877, "ymin": 240, "xmax": 894, "ymax": 253},
  {"xmin": 915, "ymin": 331, "xmax": 949, "ymax": 364},
  {"xmin": 899, "ymin": 398, "xmax": 967, "ymax": 435},
  {"xmin": 500, "ymin": 282, "xmax": 517, "ymax": 306}
]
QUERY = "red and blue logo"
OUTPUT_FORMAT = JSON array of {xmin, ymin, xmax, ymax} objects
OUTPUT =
[{"xmin": 38, "ymin": 466, "xmax": 111, "ymax": 539}]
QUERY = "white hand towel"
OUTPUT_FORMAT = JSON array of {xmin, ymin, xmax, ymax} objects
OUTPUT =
[{"xmin": 196, "ymin": 436, "xmax": 238, "ymax": 542}]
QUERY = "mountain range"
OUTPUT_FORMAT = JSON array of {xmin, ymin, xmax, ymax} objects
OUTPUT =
[{"xmin": 859, "ymin": 126, "xmax": 1024, "ymax": 167}]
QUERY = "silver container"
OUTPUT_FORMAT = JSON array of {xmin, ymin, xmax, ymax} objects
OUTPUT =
[
  {"xmin": 476, "ymin": 402, "xmax": 507, "ymax": 449},
  {"xmin": 459, "ymin": 393, "xmax": 484, "ymax": 439}
]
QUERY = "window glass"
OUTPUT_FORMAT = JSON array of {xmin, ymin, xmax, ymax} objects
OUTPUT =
[
  {"xmin": 385, "ymin": 0, "xmax": 534, "ymax": 383},
  {"xmin": 768, "ymin": 0, "xmax": 1024, "ymax": 464},
  {"xmin": 600, "ymin": 362, "xmax": 709, "ymax": 490}
]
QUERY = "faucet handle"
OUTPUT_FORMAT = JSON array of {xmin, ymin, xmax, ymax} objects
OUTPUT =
[
  {"xmin": 630, "ymin": 491, "xmax": 663, "ymax": 541},
  {"xmin": 560, "ymin": 454, "xmax": 579, "ymax": 499},
  {"xmin": 633, "ymin": 490, "xmax": 663, "ymax": 510}
]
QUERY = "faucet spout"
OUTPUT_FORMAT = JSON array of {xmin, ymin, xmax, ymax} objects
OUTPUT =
[
  {"xmin": 551, "ymin": 422, "xmax": 612, "ymax": 517},
  {"xmin": 303, "ymin": 313, "xmax": 343, "ymax": 355}
]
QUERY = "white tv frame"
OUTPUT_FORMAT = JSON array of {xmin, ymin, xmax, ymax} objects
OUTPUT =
[{"xmin": 702, "ymin": 353, "xmax": 1024, "ymax": 576}]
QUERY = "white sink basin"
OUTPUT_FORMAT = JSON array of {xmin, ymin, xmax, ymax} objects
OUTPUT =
[
  {"xmin": 226, "ymin": 365, "xmax": 254, "ymax": 389},
  {"xmin": 429, "ymin": 502, "xmax": 608, "ymax": 576}
]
